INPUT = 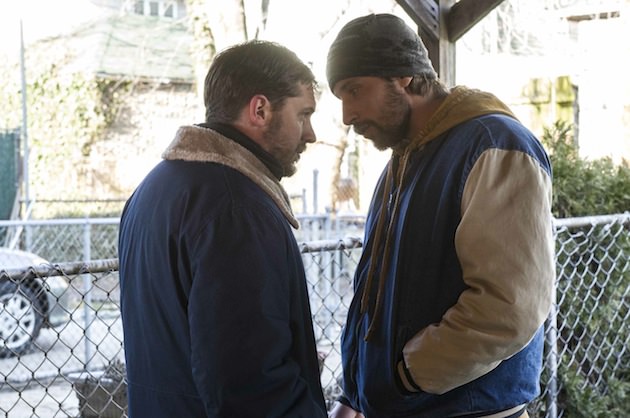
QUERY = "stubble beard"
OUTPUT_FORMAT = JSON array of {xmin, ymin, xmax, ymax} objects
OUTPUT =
[
  {"xmin": 263, "ymin": 114, "xmax": 300, "ymax": 178},
  {"xmin": 357, "ymin": 84, "xmax": 411, "ymax": 151},
  {"xmin": 282, "ymin": 156, "xmax": 298, "ymax": 177}
]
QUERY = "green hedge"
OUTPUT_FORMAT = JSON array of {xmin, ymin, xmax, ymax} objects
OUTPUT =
[
  {"xmin": 542, "ymin": 120, "xmax": 630, "ymax": 218},
  {"xmin": 540, "ymin": 121, "xmax": 630, "ymax": 418}
]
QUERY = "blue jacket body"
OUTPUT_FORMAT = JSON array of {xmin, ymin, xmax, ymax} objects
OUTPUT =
[
  {"xmin": 340, "ymin": 88, "xmax": 555, "ymax": 417},
  {"xmin": 119, "ymin": 125, "xmax": 326, "ymax": 418}
]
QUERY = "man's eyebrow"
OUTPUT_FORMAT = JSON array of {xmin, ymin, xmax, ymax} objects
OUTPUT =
[{"xmin": 337, "ymin": 80, "xmax": 359, "ymax": 93}]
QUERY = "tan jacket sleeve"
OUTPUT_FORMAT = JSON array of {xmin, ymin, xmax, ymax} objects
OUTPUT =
[{"xmin": 399, "ymin": 148, "xmax": 555, "ymax": 394}]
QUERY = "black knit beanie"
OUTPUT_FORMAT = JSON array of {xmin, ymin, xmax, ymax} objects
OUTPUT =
[{"xmin": 326, "ymin": 13, "xmax": 437, "ymax": 92}]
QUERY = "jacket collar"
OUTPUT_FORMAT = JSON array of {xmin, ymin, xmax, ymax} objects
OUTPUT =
[
  {"xmin": 161, "ymin": 125, "xmax": 299, "ymax": 229},
  {"xmin": 197, "ymin": 122, "xmax": 285, "ymax": 180}
]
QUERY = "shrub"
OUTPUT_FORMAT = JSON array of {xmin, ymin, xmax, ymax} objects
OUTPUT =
[
  {"xmin": 541, "ymin": 120, "xmax": 630, "ymax": 218},
  {"xmin": 540, "ymin": 120, "xmax": 630, "ymax": 417}
]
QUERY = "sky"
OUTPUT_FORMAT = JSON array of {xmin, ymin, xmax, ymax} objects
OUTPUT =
[
  {"xmin": 0, "ymin": 0, "xmax": 410, "ymax": 79},
  {"xmin": 0, "ymin": 0, "xmax": 102, "ymax": 58}
]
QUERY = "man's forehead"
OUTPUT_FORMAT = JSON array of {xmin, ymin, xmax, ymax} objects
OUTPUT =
[
  {"xmin": 285, "ymin": 85, "xmax": 316, "ymax": 110},
  {"xmin": 299, "ymin": 84, "xmax": 317, "ymax": 105},
  {"xmin": 334, "ymin": 77, "xmax": 373, "ymax": 96}
]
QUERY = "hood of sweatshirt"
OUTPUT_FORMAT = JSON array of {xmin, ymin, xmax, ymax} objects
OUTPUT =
[{"xmin": 407, "ymin": 86, "xmax": 517, "ymax": 154}]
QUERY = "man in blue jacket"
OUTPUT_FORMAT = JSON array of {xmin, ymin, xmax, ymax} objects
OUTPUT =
[
  {"xmin": 119, "ymin": 40, "xmax": 327, "ymax": 417},
  {"xmin": 326, "ymin": 14, "xmax": 555, "ymax": 418}
]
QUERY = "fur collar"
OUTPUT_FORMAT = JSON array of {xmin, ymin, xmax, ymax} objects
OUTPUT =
[{"xmin": 162, "ymin": 125, "xmax": 299, "ymax": 229}]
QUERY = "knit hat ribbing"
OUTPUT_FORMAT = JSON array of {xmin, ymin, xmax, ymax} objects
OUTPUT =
[{"xmin": 326, "ymin": 13, "xmax": 437, "ymax": 92}]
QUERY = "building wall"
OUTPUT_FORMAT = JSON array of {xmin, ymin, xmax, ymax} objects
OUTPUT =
[
  {"xmin": 456, "ymin": 0, "xmax": 630, "ymax": 164},
  {"xmin": 574, "ymin": 12, "xmax": 630, "ymax": 163},
  {"xmin": 87, "ymin": 82, "xmax": 199, "ymax": 199}
]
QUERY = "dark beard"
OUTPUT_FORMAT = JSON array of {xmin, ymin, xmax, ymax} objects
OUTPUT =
[
  {"xmin": 263, "ymin": 113, "xmax": 298, "ymax": 177},
  {"xmin": 359, "ymin": 82, "xmax": 410, "ymax": 151}
]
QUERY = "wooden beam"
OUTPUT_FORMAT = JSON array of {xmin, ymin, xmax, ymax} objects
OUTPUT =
[
  {"xmin": 447, "ymin": 0, "xmax": 504, "ymax": 41},
  {"xmin": 395, "ymin": 0, "xmax": 505, "ymax": 85},
  {"xmin": 438, "ymin": 0, "xmax": 456, "ymax": 86},
  {"xmin": 395, "ymin": 0, "xmax": 439, "ymax": 40}
]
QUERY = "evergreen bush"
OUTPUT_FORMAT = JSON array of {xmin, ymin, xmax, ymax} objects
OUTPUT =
[{"xmin": 540, "ymin": 120, "xmax": 630, "ymax": 418}]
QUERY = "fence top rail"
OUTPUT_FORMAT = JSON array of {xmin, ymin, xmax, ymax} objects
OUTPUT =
[
  {"xmin": 0, "ymin": 214, "xmax": 366, "ymax": 227},
  {"xmin": 1, "ymin": 258, "xmax": 119, "ymax": 280},
  {"xmin": 1, "ymin": 212, "xmax": 628, "ymax": 228},
  {"xmin": 553, "ymin": 212, "xmax": 629, "ymax": 228},
  {"xmin": 0, "ymin": 237, "xmax": 366, "ymax": 279},
  {"xmin": 299, "ymin": 236, "xmax": 363, "ymax": 253},
  {"xmin": 0, "ymin": 218, "xmax": 121, "ymax": 227}
]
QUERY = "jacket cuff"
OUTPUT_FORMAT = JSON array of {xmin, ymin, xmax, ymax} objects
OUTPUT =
[
  {"xmin": 336, "ymin": 394, "xmax": 353, "ymax": 408},
  {"xmin": 398, "ymin": 360, "xmax": 421, "ymax": 393}
]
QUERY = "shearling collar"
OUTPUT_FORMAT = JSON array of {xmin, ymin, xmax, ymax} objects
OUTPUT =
[{"xmin": 161, "ymin": 125, "xmax": 299, "ymax": 229}]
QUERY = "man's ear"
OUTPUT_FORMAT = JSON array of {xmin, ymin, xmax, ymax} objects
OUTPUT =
[
  {"xmin": 247, "ymin": 94, "xmax": 272, "ymax": 127},
  {"xmin": 398, "ymin": 76, "xmax": 413, "ymax": 91}
]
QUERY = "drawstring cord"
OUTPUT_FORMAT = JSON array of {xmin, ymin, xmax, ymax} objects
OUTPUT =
[
  {"xmin": 360, "ymin": 164, "xmax": 392, "ymax": 316},
  {"xmin": 361, "ymin": 152, "xmax": 410, "ymax": 341}
]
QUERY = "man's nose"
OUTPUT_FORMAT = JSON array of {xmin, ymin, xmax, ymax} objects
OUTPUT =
[
  {"xmin": 342, "ymin": 101, "xmax": 356, "ymax": 126},
  {"xmin": 303, "ymin": 120, "xmax": 316, "ymax": 143}
]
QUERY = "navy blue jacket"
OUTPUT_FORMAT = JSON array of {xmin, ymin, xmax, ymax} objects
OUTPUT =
[
  {"xmin": 119, "ymin": 125, "xmax": 326, "ymax": 418},
  {"xmin": 340, "ymin": 88, "xmax": 555, "ymax": 417}
]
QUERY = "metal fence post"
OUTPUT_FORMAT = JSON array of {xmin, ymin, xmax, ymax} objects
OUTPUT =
[
  {"xmin": 312, "ymin": 169, "xmax": 319, "ymax": 214},
  {"xmin": 545, "ymin": 302, "xmax": 559, "ymax": 418},
  {"xmin": 82, "ymin": 219, "xmax": 94, "ymax": 370}
]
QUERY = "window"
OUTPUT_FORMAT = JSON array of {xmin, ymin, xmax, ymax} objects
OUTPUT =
[
  {"xmin": 149, "ymin": 1, "xmax": 159, "ymax": 16},
  {"xmin": 164, "ymin": 3, "xmax": 174, "ymax": 18},
  {"xmin": 134, "ymin": 1, "xmax": 144, "ymax": 14},
  {"xmin": 133, "ymin": 1, "xmax": 178, "ymax": 19}
]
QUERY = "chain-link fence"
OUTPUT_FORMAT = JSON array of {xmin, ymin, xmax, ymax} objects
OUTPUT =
[
  {"xmin": 0, "ymin": 214, "xmax": 366, "ymax": 263},
  {"xmin": 0, "ymin": 213, "xmax": 628, "ymax": 417},
  {"xmin": 536, "ymin": 214, "xmax": 630, "ymax": 418}
]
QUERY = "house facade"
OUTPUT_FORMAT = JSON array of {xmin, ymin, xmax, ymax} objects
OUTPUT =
[{"xmin": 5, "ymin": 0, "xmax": 628, "ymax": 219}]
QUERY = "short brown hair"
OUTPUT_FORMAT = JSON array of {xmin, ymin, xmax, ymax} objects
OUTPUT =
[{"xmin": 204, "ymin": 40, "xmax": 316, "ymax": 123}]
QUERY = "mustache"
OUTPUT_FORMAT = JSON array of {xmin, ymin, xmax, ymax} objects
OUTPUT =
[
  {"xmin": 352, "ymin": 122, "xmax": 371, "ymax": 136},
  {"xmin": 297, "ymin": 145, "xmax": 306, "ymax": 154},
  {"xmin": 293, "ymin": 145, "xmax": 307, "ymax": 162}
]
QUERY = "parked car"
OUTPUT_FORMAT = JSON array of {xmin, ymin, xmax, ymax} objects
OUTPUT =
[{"xmin": 0, "ymin": 248, "xmax": 70, "ymax": 357}]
